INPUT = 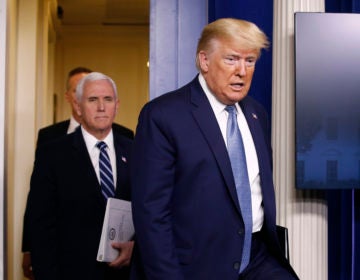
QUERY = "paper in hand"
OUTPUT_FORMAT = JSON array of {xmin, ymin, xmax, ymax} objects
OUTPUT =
[{"xmin": 97, "ymin": 198, "xmax": 134, "ymax": 262}]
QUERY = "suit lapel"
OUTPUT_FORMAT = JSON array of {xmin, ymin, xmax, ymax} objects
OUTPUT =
[
  {"xmin": 113, "ymin": 134, "xmax": 131, "ymax": 200},
  {"xmin": 239, "ymin": 101, "xmax": 270, "ymax": 178},
  {"xmin": 189, "ymin": 78, "xmax": 242, "ymax": 214},
  {"xmin": 72, "ymin": 129, "xmax": 131, "ymax": 204},
  {"xmin": 71, "ymin": 129, "xmax": 105, "ymax": 205},
  {"xmin": 240, "ymin": 99, "xmax": 276, "ymax": 212}
]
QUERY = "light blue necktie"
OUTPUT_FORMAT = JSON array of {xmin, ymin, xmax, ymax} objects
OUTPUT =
[
  {"xmin": 97, "ymin": 141, "xmax": 115, "ymax": 200},
  {"xmin": 225, "ymin": 105, "xmax": 253, "ymax": 273}
]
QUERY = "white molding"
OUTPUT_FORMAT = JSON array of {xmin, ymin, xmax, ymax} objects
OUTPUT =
[
  {"xmin": 0, "ymin": 0, "xmax": 7, "ymax": 275},
  {"xmin": 272, "ymin": 1, "xmax": 327, "ymax": 279}
]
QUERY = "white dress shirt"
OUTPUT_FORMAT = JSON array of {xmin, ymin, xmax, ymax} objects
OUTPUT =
[
  {"xmin": 198, "ymin": 74, "xmax": 264, "ymax": 232},
  {"xmin": 81, "ymin": 127, "xmax": 117, "ymax": 190},
  {"xmin": 67, "ymin": 115, "xmax": 80, "ymax": 134}
]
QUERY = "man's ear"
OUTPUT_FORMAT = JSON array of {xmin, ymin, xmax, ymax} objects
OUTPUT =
[
  {"xmin": 115, "ymin": 99, "xmax": 119, "ymax": 114},
  {"xmin": 64, "ymin": 91, "xmax": 71, "ymax": 103},
  {"xmin": 74, "ymin": 100, "xmax": 82, "ymax": 117},
  {"xmin": 198, "ymin": 51, "xmax": 209, "ymax": 72}
]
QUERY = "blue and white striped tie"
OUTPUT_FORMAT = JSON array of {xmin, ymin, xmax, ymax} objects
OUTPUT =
[
  {"xmin": 96, "ymin": 141, "xmax": 115, "ymax": 200},
  {"xmin": 225, "ymin": 105, "xmax": 253, "ymax": 273}
]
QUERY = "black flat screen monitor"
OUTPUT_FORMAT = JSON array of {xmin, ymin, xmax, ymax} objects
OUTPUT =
[{"xmin": 295, "ymin": 12, "xmax": 360, "ymax": 189}]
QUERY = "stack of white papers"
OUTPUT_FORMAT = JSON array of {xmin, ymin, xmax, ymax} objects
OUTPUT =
[{"xmin": 97, "ymin": 198, "xmax": 134, "ymax": 262}]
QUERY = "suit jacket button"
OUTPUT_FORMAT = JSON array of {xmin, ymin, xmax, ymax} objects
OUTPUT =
[
  {"xmin": 238, "ymin": 229, "xmax": 244, "ymax": 235},
  {"xmin": 233, "ymin": 262, "xmax": 240, "ymax": 270}
]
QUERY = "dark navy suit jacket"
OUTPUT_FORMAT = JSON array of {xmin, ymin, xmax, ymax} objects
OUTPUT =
[
  {"xmin": 130, "ymin": 76, "xmax": 296, "ymax": 280},
  {"xmin": 22, "ymin": 120, "xmax": 133, "ymax": 252},
  {"xmin": 27, "ymin": 128, "xmax": 133, "ymax": 280}
]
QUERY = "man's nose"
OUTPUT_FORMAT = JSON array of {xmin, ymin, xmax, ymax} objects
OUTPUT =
[
  {"xmin": 235, "ymin": 60, "xmax": 247, "ymax": 77},
  {"xmin": 97, "ymin": 100, "xmax": 105, "ymax": 110}
]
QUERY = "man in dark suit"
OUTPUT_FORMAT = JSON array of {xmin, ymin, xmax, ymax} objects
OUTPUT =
[
  {"xmin": 130, "ymin": 18, "xmax": 299, "ymax": 280},
  {"xmin": 27, "ymin": 72, "xmax": 133, "ymax": 280},
  {"xmin": 22, "ymin": 67, "xmax": 133, "ymax": 279}
]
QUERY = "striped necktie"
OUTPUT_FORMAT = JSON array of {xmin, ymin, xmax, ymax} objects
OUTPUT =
[
  {"xmin": 96, "ymin": 141, "xmax": 115, "ymax": 200},
  {"xmin": 225, "ymin": 105, "xmax": 253, "ymax": 273}
]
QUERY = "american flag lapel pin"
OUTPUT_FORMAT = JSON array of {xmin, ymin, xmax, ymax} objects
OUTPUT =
[{"xmin": 252, "ymin": 113, "xmax": 258, "ymax": 119}]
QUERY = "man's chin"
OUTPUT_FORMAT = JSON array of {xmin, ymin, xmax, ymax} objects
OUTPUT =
[
  {"xmin": 86, "ymin": 125, "xmax": 112, "ymax": 135},
  {"xmin": 230, "ymin": 92, "xmax": 248, "ymax": 103},
  {"xmin": 96, "ymin": 126, "xmax": 112, "ymax": 132},
  {"xmin": 94, "ymin": 120, "xmax": 111, "ymax": 128}
]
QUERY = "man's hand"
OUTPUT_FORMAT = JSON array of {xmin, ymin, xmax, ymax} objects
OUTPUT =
[
  {"xmin": 22, "ymin": 252, "xmax": 35, "ymax": 280},
  {"xmin": 108, "ymin": 241, "xmax": 134, "ymax": 268}
]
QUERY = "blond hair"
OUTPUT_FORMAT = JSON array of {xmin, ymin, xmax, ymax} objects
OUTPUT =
[{"xmin": 195, "ymin": 18, "xmax": 270, "ymax": 70}]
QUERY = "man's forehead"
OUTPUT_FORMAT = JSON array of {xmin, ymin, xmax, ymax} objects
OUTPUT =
[
  {"xmin": 84, "ymin": 80, "xmax": 112, "ymax": 91},
  {"xmin": 212, "ymin": 38, "xmax": 259, "ymax": 57}
]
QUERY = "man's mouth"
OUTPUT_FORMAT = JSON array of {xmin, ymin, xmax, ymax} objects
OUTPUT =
[{"xmin": 230, "ymin": 82, "xmax": 245, "ymax": 90}]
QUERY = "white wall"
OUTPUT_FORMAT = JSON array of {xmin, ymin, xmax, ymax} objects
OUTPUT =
[
  {"xmin": 0, "ymin": 0, "xmax": 7, "ymax": 276},
  {"xmin": 55, "ymin": 25, "xmax": 149, "ymax": 132},
  {"xmin": 8, "ymin": 0, "xmax": 39, "ymax": 279}
]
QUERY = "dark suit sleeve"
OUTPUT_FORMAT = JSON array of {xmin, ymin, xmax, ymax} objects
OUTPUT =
[
  {"xmin": 22, "ymin": 121, "xmax": 69, "ymax": 253},
  {"xmin": 27, "ymin": 145, "xmax": 58, "ymax": 279},
  {"xmin": 131, "ymin": 104, "xmax": 184, "ymax": 280},
  {"xmin": 21, "ymin": 195, "xmax": 31, "ymax": 252},
  {"xmin": 21, "ymin": 128, "xmax": 46, "ymax": 253}
]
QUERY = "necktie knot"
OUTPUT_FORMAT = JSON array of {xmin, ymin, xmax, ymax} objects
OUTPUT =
[
  {"xmin": 97, "ymin": 141, "xmax": 107, "ymax": 151},
  {"xmin": 225, "ymin": 104, "xmax": 236, "ymax": 114}
]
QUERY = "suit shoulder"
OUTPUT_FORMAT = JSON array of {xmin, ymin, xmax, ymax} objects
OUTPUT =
[
  {"xmin": 112, "ymin": 123, "xmax": 134, "ymax": 139},
  {"xmin": 38, "ymin": 130, "xmax": 73, "ymax": 149},
  {"xmin": 37, "ymin": 120, "xmax": 70, "ymax": 146},
  {"xmin": 38, "ymin": 120, "xmax": 69, "ymax": 134},
  {"xmin": 113, "ymin": 130, "xmax": 133, "ymax": 147},
  {"xmin": 143, "ymin": 78, "xmax": 199, "ymax": 114},
  {"xmin": 241, "ymin": 96, "xmax": 268, "ymax": 115},
  {"xmin": 34, "ymin": 133, "xmax": 73, "ymax": 162}
]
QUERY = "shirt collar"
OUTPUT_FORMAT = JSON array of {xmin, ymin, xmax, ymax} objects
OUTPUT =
[
  {"xmin": 81, "ymin": 126, "xmax": 114, "ymax": 152},
  {"xmin": 67, "ymin": 115, "xmax": 80, "ymax": 134},
  {"xmin": 198, "ymin": 73, "xmax": 240, "ymax": 114}
]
